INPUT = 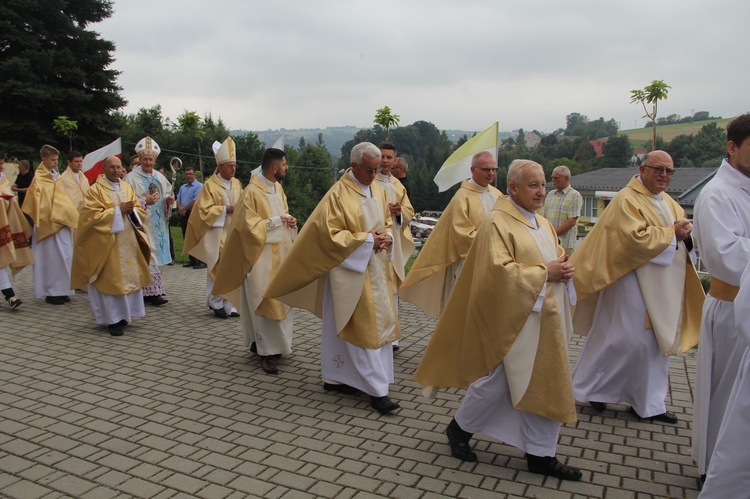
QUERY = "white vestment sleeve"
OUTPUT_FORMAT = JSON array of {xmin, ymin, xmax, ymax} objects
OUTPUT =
[
  {"xmin": 735, "ymin": 264, "xmax": 750, "ymax": 346},
  {"xmin": 212, "ymin": 207, "xmax": 227, "ymax": 228},
  {"xmin": 649, "ymin": 237, "xmax": 677, "ymax": 266},
  {"xmin": 267, "ymin": 216, "xmax": 283, "ymax": 230},
  {"xmin": 340, "ymin": 234, "xmax": 374, "ymax": 273}
]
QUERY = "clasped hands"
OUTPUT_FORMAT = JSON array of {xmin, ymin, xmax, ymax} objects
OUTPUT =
[
  {"xmin": 547, "ymin": 254, "xmax": 574, "ymax": 283},
  {"xmin": 674, "ymin": 219, "xmax": 693, "ymax": 241},
  {"xmin": 370, "ymin": 229, "xmax": 392, "ymax": 252}
]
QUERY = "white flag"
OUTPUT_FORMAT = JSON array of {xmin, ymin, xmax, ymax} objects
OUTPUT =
[{"xmin": 433, "ymin": 122, "xmax": 498, "ymax": 192}]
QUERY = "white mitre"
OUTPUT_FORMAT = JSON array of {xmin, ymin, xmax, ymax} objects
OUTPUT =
[
  {"xmin": 135, "ymin": 136, "xmax": 161, "ymax": 158},
  {"xmin": 213, "ymin": 137, "xmax": 236, "ymax": 164}
]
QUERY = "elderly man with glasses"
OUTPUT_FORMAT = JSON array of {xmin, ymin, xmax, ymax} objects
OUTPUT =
[
  {"xmin": 568, "ymin": 150, "xmax": 704, "ymax": 425},
  {"xmin": 400, "ymin": 151, "xmax": 502, "ymax": 319},
  {"xmin": 264, "ymin": 142, "xmax": 402, "ymax": 414}
]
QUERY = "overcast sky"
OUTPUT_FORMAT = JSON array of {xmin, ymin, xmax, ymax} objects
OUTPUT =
[{"xmin": 95, "ymin": 0, "xmax": 748, "ymax": 135}]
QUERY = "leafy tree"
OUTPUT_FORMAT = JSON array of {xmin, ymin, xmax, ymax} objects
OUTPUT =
[
  {"xmin": 630, "ymin": 80, "xmax": 671, "ymax": 151},
  {"xmin": 177, "ymin": 110, "xmax": 207, "ymax": 178},
  {"xmin": 53, "ymin": 116, "xmax": 78, "ymax": 152},
  {"xmin": 0, "ymin": 0, "xmax": 126, "ymax": 157},
  {"xmin": 374, "ymin": 106, "xmax": 400, "ymax": 140},
  {"xmin": 600, "ymin": 135, "xmax": 633, "ymax": 168}
]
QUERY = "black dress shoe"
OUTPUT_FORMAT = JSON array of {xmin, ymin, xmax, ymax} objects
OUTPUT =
[
  {"xmin": 628, "ymin": 407, "xmax": 678, "ymax": 424},
  {"xmin": 182, "ymin": 262, "xmax": 194, "ymax": 268},
  {"xmin": 323, "ymin": 383, "xmax": 360, "ymax": 395},
  {"xmin": 526, "ymin": 454, "xmax": 582, "ymax": 481},
  {"xmin": 446, "ymin": 418, "xmax": 476, "ymax": 462},
  {"xmin": 211, "ymin": 307, "xmax": 229, "ymax": 319},
  {"xmin": 250, "ymin": 342, "xmax": 258, "ymax": 354},
  {"xmin": 45, "ymin": 296, "xmax": 65, "ymax": 305},
  {"xmin": 261, "ymin": 356, "xmax": 279, "ymax": 374},
  {"xmin": 392, "ymin": 344, "xmax": 400, "ymax": 352},
  {"xmin": 193, "ymin": 263, "xmax": 207, "ymax": 269},
  {"xmin": 150, "ymin": 296, "xmax": 168, "ymax": 306},
  {"xmin": 108, "ymin": 324, "xmax": 124, "ymax": 336},
  {"xmin": 61, "ymin": 295, "xmax": 71, "ymax": 302},
  {"xmin": 370, "ymin": 395, "xmax": 400, "ymax": 414},
  {"xmin": 589, "ymin": 401, "xmax": 607, "ymax": 412},
  {"xmin": 230, "ymin": 311, "xmax": 240, "ymax": 317}
]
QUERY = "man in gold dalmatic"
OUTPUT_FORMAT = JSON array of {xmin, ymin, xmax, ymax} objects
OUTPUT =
[
  {"xmin": 374, "ymin": 141, "xmax": 414, "ymax": 352},
  {"xmin": 264, "ymin": 142, "xmax": 401, "ymax": 414},
  {"xmin": 399, "ymin": 151, "xmax": 502, "ymax": 319},
  {"xmin": 22, "ymin": 144, "xmax": 79, "ymax": 305},
  {"xmin": 570, "ymin": 150, "xmax": 704, "ymax": 424},
  {"xmin": 212, "ymin": 148, "xmax": 297, "ymax": 375},
  {"xmin": 0, "ymin": 157, "xmax": 33, "ymax": 310},
  {"xmin": 184, "ymin": 137, "xmax": 243, "ymax": 319},
  {"xmin": 415, "ymin": 160, "xmax": 581, "ymax": 480},
  {"xmin": 71, "ymin": 156, "xmax": 151, "ymax": 336}
]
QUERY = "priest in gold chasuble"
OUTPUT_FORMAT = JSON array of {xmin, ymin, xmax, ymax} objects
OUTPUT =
[
  {"xmin": 265, "ymin": 142, "xmax": 402, "ymax": 414},
  {"xmin": 414, "ymin": 160, "xmax": 581, "ymax": 480},
  {"xmin": 570, "ymin": 151, "xmax": 703, "ymax": 424},
  {"xmin": 212, "ymin": 148, "xmax": 297, "ymax": 375},
  {"xmin": 184, "ymin": 137, "xmax": 243, "ymax": 319},
  {"xmin": 71, "ymin": 156, "xmax": 151, "ymax": 336},
  {"xmin": 399, "ymin": 151, "xmax": 502, "ymax": 319}
]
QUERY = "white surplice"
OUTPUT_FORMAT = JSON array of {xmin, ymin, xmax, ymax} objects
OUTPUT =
[
  {"xmin": 699, "ymin": 263, "xmax": 750, "ymax": 498},
  {"xmin": 32, "ymin": 226, "xmax": 74, "ymax": 299},
  {"xmin": 691, "ymin": 159, "xmax": 750, "ymax": 475}
]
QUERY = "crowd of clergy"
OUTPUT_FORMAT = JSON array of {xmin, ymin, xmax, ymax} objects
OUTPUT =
[{"xmin": 2, "ymin": 114, "xmax": 750, "ymax": 491}]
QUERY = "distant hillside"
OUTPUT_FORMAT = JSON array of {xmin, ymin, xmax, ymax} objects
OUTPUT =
[
  {"xmin": 618, "ymin": 117, "xmax": 734, "ymax": 148},
  {"xmin": 233, "ymin": 126, "xmax": 513, "ymax": 159}
]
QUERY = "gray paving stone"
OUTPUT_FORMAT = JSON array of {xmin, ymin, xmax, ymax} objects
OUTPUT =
[{"xmin": 0, "ymin": 266, "xmax": 704, "ymax": 499}]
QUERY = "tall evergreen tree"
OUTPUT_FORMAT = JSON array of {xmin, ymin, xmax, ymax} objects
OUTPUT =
[{"xmin": 0, "ymin": 0, "xmax": 125, "ymax": 157}]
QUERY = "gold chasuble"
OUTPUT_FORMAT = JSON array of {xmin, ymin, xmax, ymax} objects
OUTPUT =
[
  {"xmin": 212, "ymin": 174, "xmax": 295, "ymax": 320},
  {"xmin": 400, "ymin": 180, "xmax": 502, "ymax": 318},
  {"xmin": 21, "ymin": 168, "xmax": 78, "ymax": 242},
  {"xmin": 0, "ymin": 176, "xmax": 33, "ymax": 273},
  {"xmin": 374, "ymin": 174, "xmax": 415, "ymax": 286},
  {"xmin": 71, "ymin": 176, "xmax": 151, "ymax": 295},
  {"xmin": 59, "ymin": 168, "xmax": 90, "ymax": 212},
  {"xmin": 414, "ymin": 197, "xmax": 577, "ymax": 424},
  {"xmin": 570, "ymin": 176, "xmax": 703, "ymax": 355},
  {"xmin": 264, "ymin": 169, "xmax": 400, "ymax": 349},
  {"xmin": 183, "ymin": 173, "xmax": 243, "ymax": 274}
]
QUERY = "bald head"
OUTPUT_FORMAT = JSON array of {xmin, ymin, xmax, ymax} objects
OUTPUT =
[
  {"xmin": 640, "ymin": 150, "xmax": 674, "ymax": 194},
  {"xmin": 103, "ymin": 155, "xmax": 123, "ymax": 182}
]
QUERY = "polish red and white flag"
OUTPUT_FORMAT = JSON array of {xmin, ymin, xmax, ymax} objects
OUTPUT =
[{"xmin": 82, "ymin": 138, "xmax": 122, "ymax": 185}]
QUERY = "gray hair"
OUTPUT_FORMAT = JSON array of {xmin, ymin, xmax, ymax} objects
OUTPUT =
[
  {"xmin": 552, "ymin": 165, "xmax": 571, "ymax": 178},
  {"xmin": 350, "ymin": 142, "xmax": 381, "ymax": 166},
  {"xmin": 471, "ymin": 151, "xmax": 494, "ymax": 167},
  {"xmin": 395, "ymin": 157, "xmax": 408, "ymax": 171},
  {"xmin": 507, "ymin": 159, "xmax": 543, "ymax": 185}
]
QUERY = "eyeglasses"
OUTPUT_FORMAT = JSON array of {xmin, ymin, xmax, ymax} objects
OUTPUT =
[
  {"xmin": 474, "ymin": 167, "xmax": 499, "ymax": 173},
  {"xmin": 643, "ymin": 164, "xmax": 675, "ymax": 176},
  {"xmin": 360, "ymin": 166, "xmax": 378, "ymax": 175}
]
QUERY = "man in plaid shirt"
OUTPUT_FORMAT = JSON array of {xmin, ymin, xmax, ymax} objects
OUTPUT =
[{"xmin": 541, "ymin": 166, "xmax": 583, "ymax": 254}]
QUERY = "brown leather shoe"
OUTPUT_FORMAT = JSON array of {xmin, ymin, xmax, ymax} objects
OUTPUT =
[{"xmin": 261, "ymin": 356, "xmax": 279, "ymax": 375}]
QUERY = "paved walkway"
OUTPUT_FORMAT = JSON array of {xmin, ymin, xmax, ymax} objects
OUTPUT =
[{"xmin": 1, "ymin": 265, "xmax": 701, "ymax": 498}]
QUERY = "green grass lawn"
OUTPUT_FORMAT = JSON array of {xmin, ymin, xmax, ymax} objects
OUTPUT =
[
  {"xmin": 170, "ymin": 226, "xmax": 188, "ymax": 264},
  {"xmin": 615, "ymin": 117, "xmax": 734, "ymax": 148}
]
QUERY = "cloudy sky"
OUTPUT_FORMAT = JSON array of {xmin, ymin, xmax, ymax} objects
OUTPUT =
[{"xmin": 96, "ymin": 0, "xmax": 748, "ymax": 135}]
